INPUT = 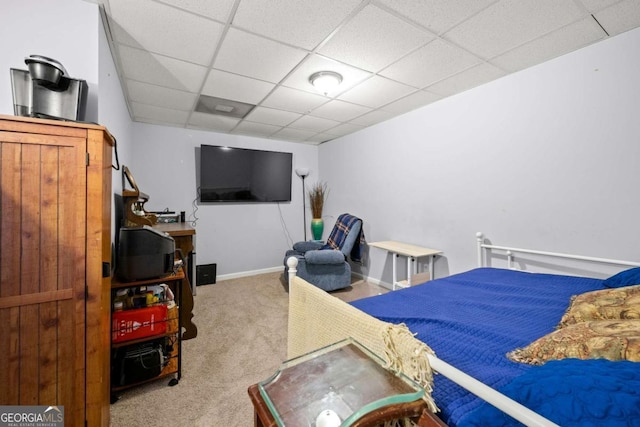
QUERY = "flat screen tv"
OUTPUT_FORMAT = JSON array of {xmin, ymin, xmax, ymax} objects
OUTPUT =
[{"xmin": 199, "ymin": 144, "xmax": 292, "ymax": 203}]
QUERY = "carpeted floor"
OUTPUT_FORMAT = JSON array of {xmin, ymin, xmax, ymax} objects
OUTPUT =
[{"xmin": 109, "ymin": 272, "xmax": 385, "ymax": 426}]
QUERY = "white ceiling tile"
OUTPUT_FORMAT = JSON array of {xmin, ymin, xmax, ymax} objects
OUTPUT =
[
  {"xmin": 289, "ymin": 115, "xmax": 341, "ymax": 133},
  {"xmin": 271, "ymin": 127, "xmax": 317, "ymax": 142},
  {"xmin": 310, "ymin": 100, "xmax": 372, "ymax": 122},
  {"xmin": 233, "ymin": 0, "xmax": 363, "ymax": 50},
  {"xmin": 381, "ymin": 39, "xmax": 482, "ymax": 88},
  {"xmin": 491, "ymin": 17, "xmax": 606, "ymax": 72},
  {"xmin": 232, "ymin": 121, "xmax": 282, "ymax": 138},
  {"xmin": 381, "ymin": 90, "xmax": 442, "ymax": 115},
  {"xmin": 324, "ymin": 122, "xmax": 366, "ymax": 136},
  {"xmin": 214, "ymin": 28, "xmax": 308, "ymax": 83},
  {"xmin": 188, "ymin": 112, "xmax": 240, "ymax": 132},
  {"xmin": 245, "ymin": 107, "xmax": 301, "ymax": 127},
  {"xmin": 377, "ymin": 0, "xmax": 497, "ymax": 35},
  {"xmin": 349, "ymin": 109, "xmax": 398, "ymax": 127},
  {"xmin": 126, "ymin": 80, "xmax": 197, "ymax": 111},
  {"xmin": 281, "ymin": 54, "xmax": 372, "ymax": 97},
  {"xmin": 426, "ymin": 62, "xmax": 506, "ymax": 97},
  {"xmin": 202, "ymin": 69, "xmax": 275, "ymax": 105},
  {"xmin": 319, "ymin": 4, "xmax": 435, "ymax": 72},
  {"xmin": 108, "ymin": 0, "xmax": 222, "ymax": 65},
  {"xmin": 305, "ymin": 133, "xmax": 336, "ymax": 144},
  {"xmin": 444, "ymin": 0, "xmax": 585, "ymax": 59},
  {"xmin": 156, "ymin": 0, "xmax": 236, "ymax": 21},
  {"xmin": 579, "ymin": 0, "xmax": 622, "ymax": 13},
  {"xmin": 130, "ymin": 102, "xmax": 189, "ymax": 125},
  {"xmin": 262, "ymin": 86, "xmax": 328, "ymax": 113},
  {"xmin": 102, "ymin": 0, "xmax": 640, "ymax": 144},
  {"xmin": 134, "ymin": 117, "xmax": 181, "ymax": 128},
  {"xmin": 117, "ymin": 45, "xmax": 208, "ymax": 92},
  {"xmin": 594, "ymin": 0, "xmax": 640, "ymax": 36},
  {"xmin": 338, "ymin": 75, "xmax": 416, "ymax": 108}
]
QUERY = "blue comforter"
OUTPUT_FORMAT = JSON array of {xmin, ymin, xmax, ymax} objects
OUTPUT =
[{"xmin": 350, "ymin": 268, "xmax": 640, "ymax": 426}]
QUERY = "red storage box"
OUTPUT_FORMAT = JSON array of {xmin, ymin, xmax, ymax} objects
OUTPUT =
[{"xmin": 112, "ymin": 305, "xmax": 168, "ymax": 343}]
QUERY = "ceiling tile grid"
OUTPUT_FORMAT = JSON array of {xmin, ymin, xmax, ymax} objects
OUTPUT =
[
  {"xmin": 97, "ymin": 0, "xmax": 640, "ymax": 145},
  {"xmin": 188, "ymin": 112, "xmax": 240, "ymax": 132},
  {"xmin": 126, "ymin": 79, "xmax": 197, "ymax": 111},
  {"xmin": 311, "ymin": 100, "xmax": 372, "ymax": 122},
  {"xmin": 232, "ymin": 0, "xmax": 364, "ymax": 50},
  {"xmin": 380, "ymin": 38, "xmax": 483, "ymax": 88},
  {"xmin": 157, "ymin": 0, "xmax": 237, "ymax": 21},
  {"xmin": 117, "ymin": 45, "xmax": 208, "ymax": 92},
  {"xmin": 108, "ymin": 0, "xmax": 224, "ymax": 66},
  {"xmin": 317, "ymin": 4, "xmax": 436, "ymax": 72},
  {"xmin": 201, "ymin": 69, "xmax": 275, "ymax": 105},
  {"xmin": 442, "ymin": 0, "xmax": 586, "ymax": 59},
  {"xmin": 245, "ymin": 106, "xmax": 301, "ymax": 127},
  {"xmin": 489, "ymin": 17, "xmax": 607, "ymax": 73},
  {"xmin": 594, "ymin": 0, "xmax": 640, "ymax": 36},
  {"xmin": 213, "ymin": 28, "xmax": 308, "ymax": 83}
]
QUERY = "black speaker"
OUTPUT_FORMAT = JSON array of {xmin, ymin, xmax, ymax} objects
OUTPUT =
[{"xmin": 196, "ymin": 263, "xmax": 216, "ymax": 286}]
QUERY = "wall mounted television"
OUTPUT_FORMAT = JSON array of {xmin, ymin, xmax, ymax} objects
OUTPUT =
[{"xmin": 199, "ymin": 144, "xmax": 293, "ymax": 203}]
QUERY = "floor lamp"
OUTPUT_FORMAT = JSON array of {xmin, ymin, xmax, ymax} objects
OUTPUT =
[{"xmin": 295, "ymin": 168, "xmax": 310, "ymax": 241}]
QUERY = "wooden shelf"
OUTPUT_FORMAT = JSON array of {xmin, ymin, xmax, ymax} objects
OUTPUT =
[
  {"xmin": 111, "ymin": 267, "xmax": 185, "ymax": 289},
  {"xmin": 110, "ymin": 355, "xmax": 179, "ymax": 392},
  {"xmin": 111, "ymin": 325, "xmax": 178, "ymax": 349},
  {"xmin": 110, "ymin": 274, "xmax": 183, "ymax": 395}
]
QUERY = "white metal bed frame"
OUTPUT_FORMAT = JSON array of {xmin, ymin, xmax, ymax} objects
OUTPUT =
[
  {"xmin": 288, "ymin": 232, "xmax": 640, "ymax": 427},
  {"xmin": 476, "ymin": 232, "xmax": 640, "ymax": 271}
]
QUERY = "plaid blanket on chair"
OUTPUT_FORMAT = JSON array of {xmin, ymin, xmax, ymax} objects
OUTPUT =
[{"xmin": 322, "ymin": 213, "xmax": 366, "ymax": 263}]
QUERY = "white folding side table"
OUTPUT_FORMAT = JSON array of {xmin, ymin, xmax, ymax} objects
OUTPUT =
[{"xmin": 369, "ymin": 241, "xmax": 443, "ymax": 290}]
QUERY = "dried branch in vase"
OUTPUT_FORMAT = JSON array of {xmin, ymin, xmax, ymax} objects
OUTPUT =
[{"xmin": 309, "ymin": 182, "xmax": 328, "ymax": 218}]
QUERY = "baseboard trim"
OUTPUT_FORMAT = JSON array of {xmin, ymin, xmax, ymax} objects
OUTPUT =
[
  {"xmin": 351, "ymin": 271, "xmax": 393, "ymax": 290},
  {"xmin": 217, "ymin": 266, "xmax": 283, "ymax": 282},
  {"xmin": 216, "ymin": 267, "xmax": 394, "ymax": 290}
]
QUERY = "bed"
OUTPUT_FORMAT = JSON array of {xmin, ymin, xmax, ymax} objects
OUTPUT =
[{"xmin": 286, "ymin": 233, "xmax": 640, "ymax": 426}]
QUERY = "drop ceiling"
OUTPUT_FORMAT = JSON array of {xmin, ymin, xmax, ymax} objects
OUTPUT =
[{"xmin": 97, "ymin": 0, "xmax": 640, "ymax": 145}]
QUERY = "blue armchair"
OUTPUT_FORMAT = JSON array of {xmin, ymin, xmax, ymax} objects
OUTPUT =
[{"xmin": 284, "ymin": 214, "xmax": 364, "ymax": 292}]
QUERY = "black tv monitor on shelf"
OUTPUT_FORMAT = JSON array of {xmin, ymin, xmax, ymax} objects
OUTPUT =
[{"xmin": 199, "ymin": 144, "xmax": 293, "ymax": 203}]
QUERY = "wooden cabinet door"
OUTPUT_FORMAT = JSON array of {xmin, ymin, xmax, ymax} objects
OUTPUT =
[{"xmin": 0, "ymin": 129, "xmax": 87, "ymax": 426}]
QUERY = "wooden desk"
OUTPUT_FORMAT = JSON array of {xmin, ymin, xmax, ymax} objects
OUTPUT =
[
  {"xmin": 369, "ymin": 241, "xmax": 443, "ymax": 290},
  {"xmin": 153, "ymin": 223, "xmax": 198, "ymax": 340}
]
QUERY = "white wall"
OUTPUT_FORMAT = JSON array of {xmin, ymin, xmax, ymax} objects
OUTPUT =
[
  {"xmin": 6, "ymin": 1, "xmax": 638, "ymax": 282},
  {"xmin": 98, "ymin": 10, "xmax": 135, "ymax": 241},
  {"xmin": 320, "ymin": 27, "xmax": 640, "ymax": 284},
  {"xmin": 98, "ymin": 14, "xmax": 134, "ymax": 180},
  {"xmin": 1, "ymin": 0, "xmax": 135, "ymax": 245},
  {"xmin": 129, "ymin": 124, "xmax": 318, "ymax": 278},
  {"xmin": 0, "ymin": 0, "xmax": 99, "ymax": 120},
  {"xmin": 0, "ymin": 0, "xmax": 318, "ymax": 279}
]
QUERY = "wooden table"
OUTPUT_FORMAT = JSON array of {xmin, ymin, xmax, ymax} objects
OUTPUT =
[
  {"xmin": 369, "ymin": 241, "xmax": 443, "ymax": 290},
  {"xmin": 248, "ymin": 339, "xmax": 445, "ymax": 427},
  {"xmin": 248, "ymin": 384, "xmax": 444, "ymax": 427}
]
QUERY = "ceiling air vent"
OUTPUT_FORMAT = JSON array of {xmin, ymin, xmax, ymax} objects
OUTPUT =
[{"xmin": 195, "ymin": 95, "xmax": 255, "ymax": 119}]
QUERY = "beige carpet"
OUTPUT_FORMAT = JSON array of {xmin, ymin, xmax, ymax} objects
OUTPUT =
[
  {"xmin": 110, "ymin": 271, "xmax": 289, "ymax": 426},
  {"xmin": 109, "ymin": 272, "xmax": 385, "ymax": 426},
  {"xmin": 111, "ymin": 273, "xmax": 386, "ymax": 427}
]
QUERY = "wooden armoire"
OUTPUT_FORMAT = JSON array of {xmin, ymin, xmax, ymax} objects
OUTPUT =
[{"xmin": 0, "ymin": 115, "xmax": 113, "ymax": 426}]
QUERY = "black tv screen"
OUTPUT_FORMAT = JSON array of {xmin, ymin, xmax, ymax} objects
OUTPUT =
[{"xmin": 199, "ymin": 145, "xmax": 292, "ymax": 203}]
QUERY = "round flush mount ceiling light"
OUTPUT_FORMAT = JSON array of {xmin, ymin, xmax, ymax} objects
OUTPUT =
[{"xmin": 309, "ymin": 71, "xmax": 343, "ymax": 95}]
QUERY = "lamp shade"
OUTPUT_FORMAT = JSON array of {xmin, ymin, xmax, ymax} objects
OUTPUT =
[{"xmin": 309, "ymin": 71, "xmax": 343, "ymax": 95}]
